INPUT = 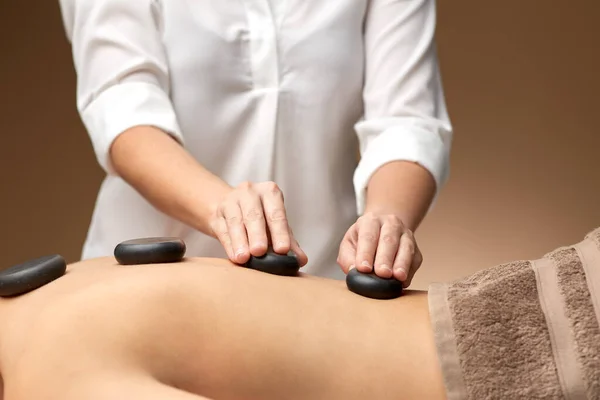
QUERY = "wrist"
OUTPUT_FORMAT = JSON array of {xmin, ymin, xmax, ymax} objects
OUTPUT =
[
  {"xmin": 363, "ymin": 161, "xmax": 436, "ymax": 232},
  {"xmin": 363, "ymin": 206, "xmax": 415, "ymax": 230}
]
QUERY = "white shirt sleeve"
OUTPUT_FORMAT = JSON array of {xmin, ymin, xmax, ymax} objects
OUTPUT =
[
  {"xmin": 59, "ymin": 0, "xmax": 184, "ymax": 175},
  {"xmin": 353, "ymin": 0, "xmax": 453, "ymax": 215}
]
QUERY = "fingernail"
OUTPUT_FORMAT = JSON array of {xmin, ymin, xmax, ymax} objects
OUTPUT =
[
  {"xmin": 252, "ymin": 242, "xmax": 267, "ymax": 253},
  {"xmin": 395, "ymin": 267, "xmax": 407, "ymax": 279},
  {"xmin": 235, "ymin": 248, "xmax": 246, "ymax": 258},
  {"xmin": 361, "ymin": 260, "xmax": 370, "ymax": 268},
  {"xmin": 349, "ymin": 264, "xmax": 355, "ymax": 271},
  {"xmin": 380, "ymin": 264, "xmax": 392, "ymax": 273}
]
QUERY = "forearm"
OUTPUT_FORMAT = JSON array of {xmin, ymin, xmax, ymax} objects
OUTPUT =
[
  {"xmin": 364, "ymin": 161, "xmax": 436, "ymax": 231},
  {"xmin": 109, "ymin": 126, "xmax": 232, "ymax": 237}
]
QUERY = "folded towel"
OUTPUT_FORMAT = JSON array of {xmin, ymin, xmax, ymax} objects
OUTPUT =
[{"xmin": 429, "ymin": 228, "xmax": 600, "ymax": 400}]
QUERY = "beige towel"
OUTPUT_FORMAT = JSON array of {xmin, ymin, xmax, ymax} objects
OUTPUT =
[{"xmin": 429, "ymin": 228, "xmax": 600, "ymax": 400}]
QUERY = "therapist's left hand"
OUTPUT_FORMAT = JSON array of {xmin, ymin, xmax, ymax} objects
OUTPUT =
[{"xmin": 337, "ymin": 212, "xmax": 423, "ymax": 287}]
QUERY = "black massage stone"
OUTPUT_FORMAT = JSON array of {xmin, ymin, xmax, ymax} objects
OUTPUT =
[
  {"xmin": 114, "ymin": 237, "xmax": 186, "ymax": 265},
  {"xmin": 0, "ymin": 254, "xmax": 67, "ymax": 297},
  {"xmin": 245, "ymin": 249, "xmax": 300, "ymax": 276},
  {"xmin": 346, "ymin": 268, "xmax": 403, "ymax": 300}
]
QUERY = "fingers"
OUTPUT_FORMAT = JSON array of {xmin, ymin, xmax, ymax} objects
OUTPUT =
[
  {"xmin": 396, "ymin": 233, "xmax": 413, "ymax": 281},
  {"xmin": 239, "ymin": 192, "xmax": 268, "ymax": 256},
  {"xmin": 222, "ymin": 201, "xmax": 250, "ymax": 264},
  {"xmin": 341, "ymin": 213, "xmax": 424, "ymax": 285},
  {"xmin": 373, "ymin": 216, "xmax": 403, "ymax": 279},
  {"xmin": 210, "ymin": 216, "xmax": 235, "ymax": 260},
  {"xmin": 211, "ymin": 181, "xmax": 306, "ymax": 266},
  {"xmin": 392, "ymin": 231, "xmax": 424, "ymax": 288},
  {"xmin": 402, "ymin": 244, "xmax": 423, "ymax": 288},
  {"xmin": 354, "ymin": 215, "xmax": 381, "ymax": 274},
  {"xmin": 260, "ymin": 182, "xmax": 291, "ymax": 254},
  {"xmin": 337, "ymin": 225, "xmax": 358, "ymax": 273},
  {"xmin": 290, "ymin": 230, "xmax": 309, "ymax": 267}
]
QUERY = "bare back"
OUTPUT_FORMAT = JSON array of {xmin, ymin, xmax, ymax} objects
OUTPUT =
[{"xmin": 0, "ymin": 257, "xmax": 445, "ymax": 400}]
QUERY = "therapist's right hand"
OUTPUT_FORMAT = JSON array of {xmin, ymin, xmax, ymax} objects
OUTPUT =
[{"xmin": 209, "ymin": 181, "xmax": 308, "ymax": 267}]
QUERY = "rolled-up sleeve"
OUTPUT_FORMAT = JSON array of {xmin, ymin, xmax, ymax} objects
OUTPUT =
[
  {"xmin": 59, "ymin": 0, "xmax": 184, "ymax": 175},
  {"xmin": 354, "ymin": 0, "xmax": 453, "ymax": 215}
]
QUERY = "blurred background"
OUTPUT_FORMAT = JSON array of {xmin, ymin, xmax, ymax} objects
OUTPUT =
[{"xmin": 0, "ymin": 1, "xmax": 599, "ymax": 288}]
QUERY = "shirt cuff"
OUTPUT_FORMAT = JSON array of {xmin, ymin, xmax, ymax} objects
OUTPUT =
[
  {"xmin": 353, "ymin": 119, "xmax": 451, "ymax": 216},
  {"xmin": 80, "ymin": 81, "xmax": 185, "ymax": 175}
]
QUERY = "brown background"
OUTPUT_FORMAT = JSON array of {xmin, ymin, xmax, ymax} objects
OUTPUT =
[{"xmin": 1, "ymin": 1, "xmax": 599, "ymax": 288}]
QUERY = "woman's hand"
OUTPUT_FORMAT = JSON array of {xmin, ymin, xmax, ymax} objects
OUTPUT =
[
  {"xmin": 209, "ymin": 181, "xmax": 308, "ymax": 266},
  {"xmin": 337, "ymin": 212, "xmax": 423, "ymax": 287}
]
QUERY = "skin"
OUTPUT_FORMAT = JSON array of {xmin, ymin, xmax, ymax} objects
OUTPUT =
[
  {"xmin": 209, "ymin": 181, "xmax": 309, "ymax": 266},
  {"xmin": 110, "ymin": 127, "xmax": 436, "ymax": 285},
  {"xmin": 0, "ymin": 257, "xmax": 446, "ymax": 400},
  {"xmin": 341, "ymin": 160, "xmax": 436, "ymax": 286}
]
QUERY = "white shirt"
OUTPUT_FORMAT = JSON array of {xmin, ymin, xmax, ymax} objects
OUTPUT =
[{"xmin": 59, "ymin": 0, "xmax": 453, "ymax": 279}]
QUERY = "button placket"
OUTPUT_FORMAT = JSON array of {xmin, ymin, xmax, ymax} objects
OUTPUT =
[{"xmin": 241, "ymin": 0, "xmax": 280, "ymax": 89}]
